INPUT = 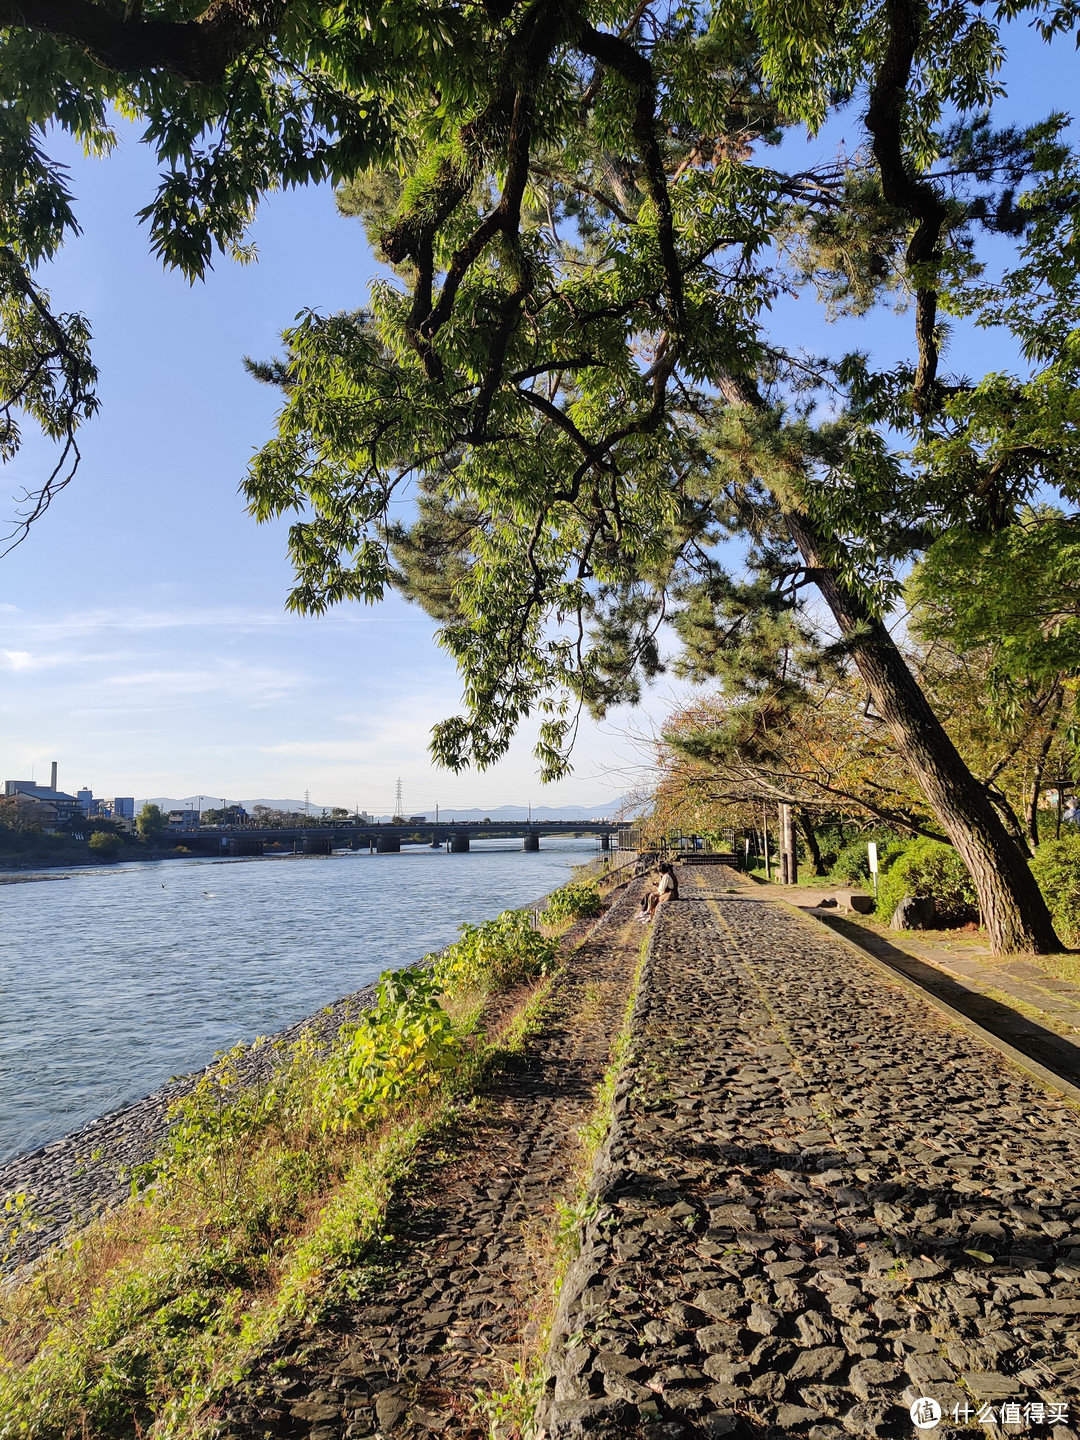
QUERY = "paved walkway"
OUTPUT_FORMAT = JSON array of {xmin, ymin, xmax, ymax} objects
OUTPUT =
[
  {"xmin": 752, "ymin": 878, "xmax": 1080, "ymax": 1053},
  {"xmin": 544, "ymin": 868, "xmax": 1080, "ymax": 1440}
]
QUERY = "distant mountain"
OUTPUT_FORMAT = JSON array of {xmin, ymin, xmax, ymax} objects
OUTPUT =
[
  {"xmin": 402, "ymin": 805, "xmax": 622, "ymax": 822},
  {"xmin": 137, "ymin": 797, "xmax": 624, "ymax": 821},
  {"xmin": 139, "ymin": 797, "xmax": 330, "ymax": 815}
]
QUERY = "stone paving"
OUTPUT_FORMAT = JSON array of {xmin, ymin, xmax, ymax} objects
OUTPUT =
[
  {"xmin": 542, "ymin": 869, "xmax": 1080, "ymax": 1440},
  {"xmin": 807, "ymin": 916, "xmax": 1080, "ymax": 1095},
  {"xmin": 221, "ymin": 879, "xmax": 646, "ymax": 1440},
  {"xmin": 754, "ymin": 879, "xmax": 1080, "ymax": 1053}
]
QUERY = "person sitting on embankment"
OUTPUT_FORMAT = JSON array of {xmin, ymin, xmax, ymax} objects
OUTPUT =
[{"xmin": 637, "ymin": 861, "xmax": 679, "ymax": 922}]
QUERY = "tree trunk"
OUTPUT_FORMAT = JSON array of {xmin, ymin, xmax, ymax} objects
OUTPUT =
[
  {"xmin": 989, "ymin": 788, "xmax": 1032, "ymax": 856},
  {"xmin": 762, "ymin": 805, "xmax": 772, "ymax": 881},
  {"xmin": 784, "ymin": 511, "xmax": 1060, "ymax": 954},
  {"xmin": 799, "ymin": 811, "xmax": 825, "ymax": 876},
  {"xmin": 1025, "ymin": 687, "xmax": 1062, "ymax": 851}
]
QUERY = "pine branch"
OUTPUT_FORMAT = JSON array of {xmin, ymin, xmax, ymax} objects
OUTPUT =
[{"xmin": 0, "ymin": 0, "xmax": 281, "ymax": 83}]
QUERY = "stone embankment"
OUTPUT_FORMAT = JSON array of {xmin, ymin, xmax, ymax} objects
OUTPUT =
[
  {"xmin": 543, "ymin": 870, "xmax": 1080, "ymax": 1438},
  {"xmin": 1, "ymin": 986, "xmax": 379, "ymax": 1268}
]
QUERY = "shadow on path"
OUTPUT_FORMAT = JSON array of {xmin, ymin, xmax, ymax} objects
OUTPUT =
[{"xmin": 817, "ymin": 911, "xmax": 1080, "ymax": 1088}]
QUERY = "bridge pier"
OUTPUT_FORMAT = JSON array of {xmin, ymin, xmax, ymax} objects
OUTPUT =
[
  {"xmin": 600, "ymin": 834, "xmax": 610, "ymax": 851},
  {"xmin": 377, "ymin": 834, "xmax": 401, "ymax": 853},
  {"xmin": 302, "ymin": 835, "xmax": 333, "ymax": 855},
  {"xmin": 226, "ymin": 837, "xmax": 264, "ymax": 857},
  {"xmin": 450, "ymin": 832, "xmax": 470, "ymax": 853},
  {"xmin": 522, "ymin": 833, "xmax": 539, "ymax": 852},
  {"xmin": 430, "ymin": 833, "xmax": 443, "ymax": 849}
]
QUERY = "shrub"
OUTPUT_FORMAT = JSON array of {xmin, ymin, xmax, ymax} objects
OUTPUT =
[
  {"xmin": 432, "ymin": 908, "xmax": 559, "ymax": 993},
  {"xmin": 313, "ymin": 969, "xmax": 463, "ymax": 1131},
  {"xmin": 544, "ymin": 879, "xmax": 603, "ymax": 923},
  {"xmin": 874, "ymin": 838, "xmax": 978, "ymax": 926},
  {"xmin": 88, "ymin": 830, "xmax": 122, "ymax": 858},
  {"xmin": 827, "ymin": 833, "xmax": 907, "ymax": 885},
  {"xmin": 1030, "ymin": 833, "xmax": 1080, "ymax": 946}
]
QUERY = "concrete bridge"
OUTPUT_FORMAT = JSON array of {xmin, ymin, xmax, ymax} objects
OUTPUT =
[{"xmin": 174, "ymin": 820, "xmax": 621, "ymax": 857}]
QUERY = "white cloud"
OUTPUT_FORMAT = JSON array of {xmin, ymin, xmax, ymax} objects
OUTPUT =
[
  {"xmin": 0, "ymin": 649, "xmax": 47, "ymax": 671},
  {"xmin": 0, "ymin": 604, "xmax": 384, "ymax": 642},
  {"xmin": 101, "ymin": 661, "xmax": 304, "ymax": 703}
]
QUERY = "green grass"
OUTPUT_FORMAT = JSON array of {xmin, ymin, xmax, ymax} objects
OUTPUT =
[{"xmin": 0, "ymin": 909, "xmax": 567, "ymax": 1440}]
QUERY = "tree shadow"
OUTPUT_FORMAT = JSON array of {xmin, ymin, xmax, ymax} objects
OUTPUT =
[{"xmin": 816, "ymin": 913, "xmax": 1080, "ymax": 1087}]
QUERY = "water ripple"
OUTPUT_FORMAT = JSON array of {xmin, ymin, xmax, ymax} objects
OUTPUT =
[{"xmin": 0, "ymin": 840, "xmax": 594, "ymax": 1162}]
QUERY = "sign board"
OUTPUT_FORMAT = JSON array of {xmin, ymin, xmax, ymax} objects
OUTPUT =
[{"xmin": 867, "ymin": 842, "xmax": 879, "ymax": 873}]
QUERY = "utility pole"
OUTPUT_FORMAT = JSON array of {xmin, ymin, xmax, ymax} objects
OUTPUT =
[
  {"xmin": 304, "ymin": 788, "xmax": 310, "ymax": 816},
  {"xmin": 778, "ymin": 803, "xmax": 798, "ymax": 886},
  {"xmin": 395, "ymin": 777, "xmax": 403, "ymax": 819},
  {"xmin": 762, "ymin": 804, "xmax": 771, "ymax": 882}
]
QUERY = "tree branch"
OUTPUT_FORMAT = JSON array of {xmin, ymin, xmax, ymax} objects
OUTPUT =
[
  {"xmin": 864, "ymin": 0, "xmax": 949, "ymax": 412},
  {"xmin": 1, "ymin": 0, "xmax": 281, "ymax": 83}
]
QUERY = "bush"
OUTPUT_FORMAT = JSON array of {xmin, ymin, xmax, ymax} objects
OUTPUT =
[
  {"xmin": 313, "ymin": 969, "xmax": 463, "ymax": 1131},
  {"xmin": 874, "ymin": 838, "xmax": 978, "ymax": 926},
  {"xmin": 828, "ymin": 835, "xmax": 906, "ymax": 886},
  {"xmin": 544, "ymin": 879, "xmax": 603, "ymax": 923},
  {"xmin": 88, "ymin": 830, "xmax": 122, "ymax": 859},
  {"xmin": 432, "ymin": 908, "xmax": 560, "ymax": 994},
  {"xmin": 1031, "ymin": 833, "xmax": 1080, "ymax": 946}
]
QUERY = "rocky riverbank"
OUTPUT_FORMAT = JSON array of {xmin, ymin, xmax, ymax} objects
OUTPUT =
[
  {"xmin": 1, "ymin": 863, "xmax": 630, "ymax": 1274},
  {"xmin": 0, "ymin": 982, "xmax": 381, "ymax": 1270}
]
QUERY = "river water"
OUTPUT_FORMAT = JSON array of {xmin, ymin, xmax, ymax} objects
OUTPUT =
[{"xmin": 0, "ymin": 840, "xmax": 599, "ymax": 1164}]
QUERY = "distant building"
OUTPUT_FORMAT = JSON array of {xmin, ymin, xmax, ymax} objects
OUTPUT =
[
  {"xmin": 77, "ymin": 788, "xmax": 94, "ymax": 816},
  {"xmin": 407, "ymin": 814, "xmax": 427, "ymax": 824},
  {"xmin": 3, "ymin": 779, "xmax": 83, "ymax": 830},
  {"xmin": 112, "ymin": 797, "xmax": 135, "ymax": 819},
  {"xmin": 167, "ymin": 809, "xmax": 201, "ymax": 832}
]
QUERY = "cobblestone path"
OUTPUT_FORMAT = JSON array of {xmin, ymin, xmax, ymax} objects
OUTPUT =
[
  {"xmin": 543, "ymin": 870, "xmax": 1080, "ymax": 1440},
  {"xmin": 223, "ymin": 880, "xmax": 646, "ymax": 1440},
  {"xmin": 811, "ymin": 916, "xmax": 1080, "ymax": 1092}
]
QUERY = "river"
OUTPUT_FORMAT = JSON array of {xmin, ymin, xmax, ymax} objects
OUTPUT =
[{"xmin": 0, "ymin": 840, "xmax": 600, "ymax": 1164}]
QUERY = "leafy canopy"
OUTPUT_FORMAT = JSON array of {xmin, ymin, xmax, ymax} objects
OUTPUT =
[{"xmin": 3, "ymin": 0, "xmax": 1080, "ymax": 780}]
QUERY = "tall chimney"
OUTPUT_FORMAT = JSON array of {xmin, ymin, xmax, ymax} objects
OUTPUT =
[{"xmin": 50, "ymin": 761, "xmax": 57, "ymax": 791}]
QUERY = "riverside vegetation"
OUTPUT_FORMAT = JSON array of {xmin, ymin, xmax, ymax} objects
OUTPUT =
[{"xmin": 0, "ymin": 878, "xmax": 608, "ymax": 1439}]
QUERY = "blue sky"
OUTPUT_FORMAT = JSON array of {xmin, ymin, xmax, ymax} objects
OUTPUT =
[
  {"xmin": 0, "ymin": 20, "xmax": 1074, "ymax": 812},
  {"xmin": 0, "ymin": 128, "xmax": 662, "ymax": 812}
]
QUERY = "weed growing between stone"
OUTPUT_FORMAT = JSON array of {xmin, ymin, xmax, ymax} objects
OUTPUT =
[
  {"xmin": 470, "ymin": 924, "xmax": 652, "ymax": 1439},
  {"xmin": 0, "ymin": 908, "xmax": 564, "ymax": 1440}
]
